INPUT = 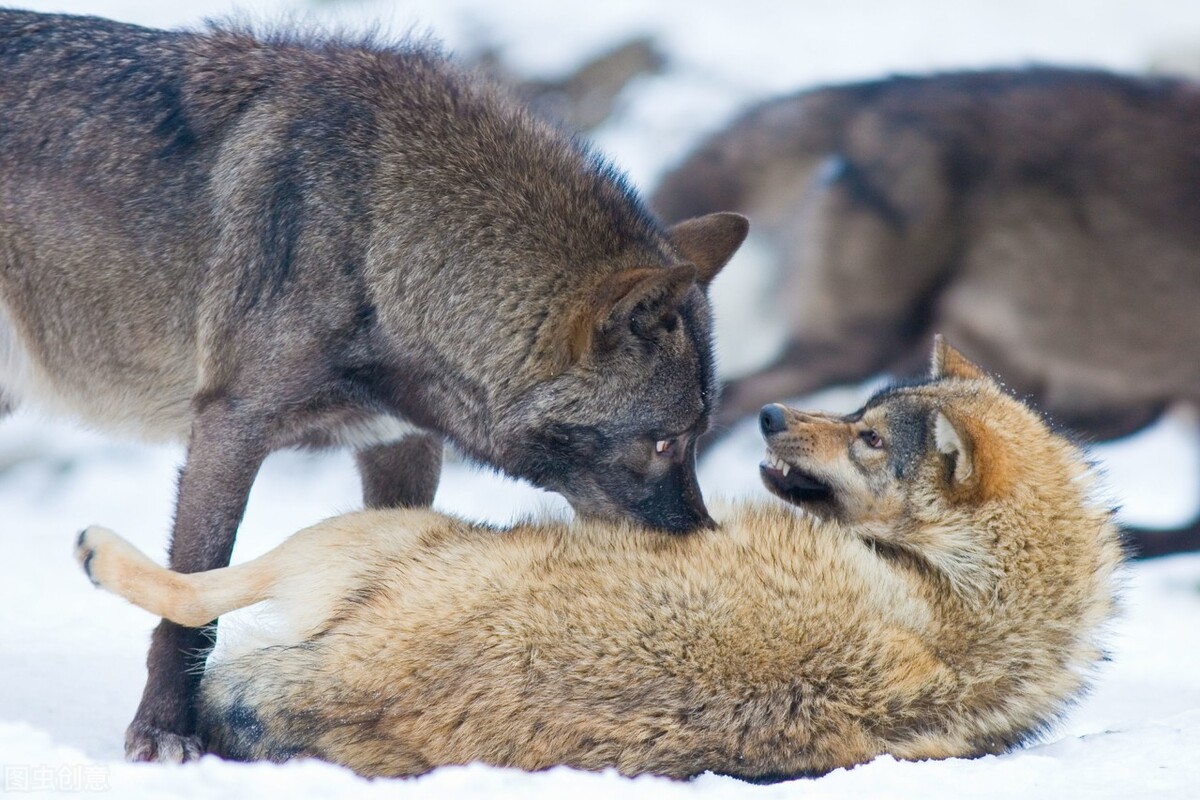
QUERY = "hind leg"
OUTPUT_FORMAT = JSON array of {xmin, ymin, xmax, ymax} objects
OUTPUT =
[
  {"xmin": 78, "ymin": 510, "xmax": 430, "ymax": 644},
  {"xmin": 356, "ymin": 432, "xmax": 443, "ymax": 509},
  {"xmin": 76, "ymin": 525, "xmax": 281, "ymax": 628}
]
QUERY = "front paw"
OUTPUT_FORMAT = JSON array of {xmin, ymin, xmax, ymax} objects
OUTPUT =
[{"xmin": 125, "ymin": 720, "xmax": 204, "ymax": 764}]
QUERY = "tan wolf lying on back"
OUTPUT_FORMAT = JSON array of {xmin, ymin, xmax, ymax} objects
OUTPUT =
[{"xmin": 76, "ymin": 338, "xmax": 1122, "ymax": 781}]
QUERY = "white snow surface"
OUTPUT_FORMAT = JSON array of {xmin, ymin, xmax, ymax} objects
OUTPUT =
[{"xmin": 3, "ymin": 0, "xmax": 1200, "ymax": 797}]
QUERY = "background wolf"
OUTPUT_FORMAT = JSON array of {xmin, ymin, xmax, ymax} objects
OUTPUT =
[
  {"xmin": 652, "ymin": 68, "xmax": 1200, "ymax": 556},
  {"xmin": 77, "ymin": 338, "xmax": 1123, "ymax": 780},
  {"xmin": 0, "ymin": 9, "xmax": 746, "ymax": 762}
]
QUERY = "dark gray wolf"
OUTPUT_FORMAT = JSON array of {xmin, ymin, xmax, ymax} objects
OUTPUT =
[
  {"xmin": 0, "ymin": 9, "xmax": 746, "ymax": 761},
  {"xmin": 76, "ymin": 337, "xmax": 1122, "ymax": 780},
  {"xmin": 652, "ymin": 67, "xmax": 1200, "ymax": 556}
]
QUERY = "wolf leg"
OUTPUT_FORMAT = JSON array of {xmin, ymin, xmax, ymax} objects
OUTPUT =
[
  {"xmin": 356, "ymin": 432, "xmax": 443, "ymax": 509},
  {"xmin": 76, "ymin": 525, "xmax": 280, "ymax": 626},
  {"xmin": 1123, "ymin": 520, "xmax": 1200, "ymax": 559},
  {"xmin": 702, "ymin": 139, "xmax": 955, "ymax": 450},
  {"xmin": 125, "ymin": 399, "xmax": 269, "ymax": 763},
  {"xmin": 1101, "ymin": 400, "xmax": 1196, "ymax": 558}
]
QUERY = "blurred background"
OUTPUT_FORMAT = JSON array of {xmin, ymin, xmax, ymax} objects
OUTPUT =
[{"xmin": 14, "ymin": 0, "xmax": 1200, "ymax": 187}]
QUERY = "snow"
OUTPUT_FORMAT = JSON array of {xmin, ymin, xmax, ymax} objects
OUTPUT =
[{"xmin": 3, "ymin": 0, "xmax": 1200, "ymax": 797}]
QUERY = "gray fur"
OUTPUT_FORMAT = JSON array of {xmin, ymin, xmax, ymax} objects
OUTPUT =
[{"xmin": 0, "ymin": 10, "xmax": 746, "ymax": 760}]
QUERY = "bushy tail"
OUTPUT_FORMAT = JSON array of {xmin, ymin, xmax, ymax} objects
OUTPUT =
[{"xmin": 650, "ymin": 84, "xmax": 871, "ymax": 222}]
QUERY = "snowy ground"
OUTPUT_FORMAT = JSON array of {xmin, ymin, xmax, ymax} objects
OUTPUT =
[{"xmin": 3, "ymin": 1, "xmax": 1200, "ymax": 798}]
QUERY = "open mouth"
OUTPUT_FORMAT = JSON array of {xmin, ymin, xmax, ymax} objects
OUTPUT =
[{"xmin": 760, "ymin": 451, "xmax": 835, "ymax": 507}]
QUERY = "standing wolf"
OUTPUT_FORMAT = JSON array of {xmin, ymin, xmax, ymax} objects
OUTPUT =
[
  {"xmin": 77, "ymin": 338, "xmax": 1123, "ymax": 779},
  {"xmin": 652, "ymin": 68, "xmax": 1200, "ymax": 555},
  {"xmin": 0, "ymin": 10, "xmax": 747, "ymax": 761}
]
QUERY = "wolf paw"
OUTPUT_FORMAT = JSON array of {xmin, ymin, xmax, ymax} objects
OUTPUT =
[
  {"xmin": 74, "ymin": 525, "xmax": 125, "ymax": 590},
  {"xmin": 125, "ymin": 721, "xmax": 204, "ymax": 763}
]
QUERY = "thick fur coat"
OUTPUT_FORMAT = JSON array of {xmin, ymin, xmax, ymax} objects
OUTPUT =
[{"xmin": 78, "ymin": 340, "xmax": 1124, "ymax": 780}]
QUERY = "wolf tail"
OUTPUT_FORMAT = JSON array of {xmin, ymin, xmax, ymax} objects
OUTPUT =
[{"xmin": 650, "ymin": 83, "xmax": 872, "ymax": 222}]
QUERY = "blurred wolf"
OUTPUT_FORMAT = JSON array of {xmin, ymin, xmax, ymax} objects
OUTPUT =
[
  {"xmin": 77, "ymin": 338, "xmax": 1122, "ymax": 780},
  {"xmin": 652, "ymin": 67, "xmax": 1200, "ymax": 556},
  {"xmin": 0, "ymin": 9, "xmax": 746, "ymax": 761}
]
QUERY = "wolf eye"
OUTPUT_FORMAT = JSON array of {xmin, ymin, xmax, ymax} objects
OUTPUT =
[{"xmin": 859, "ymin": 430, "xmax": 885, "ymax": 449}]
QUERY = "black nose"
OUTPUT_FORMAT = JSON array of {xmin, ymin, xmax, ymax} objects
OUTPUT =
[{"xmin": 759, "ymin": 404, "xmax": 788, "ymax": 435}]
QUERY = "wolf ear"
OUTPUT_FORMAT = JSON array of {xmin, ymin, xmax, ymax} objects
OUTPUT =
[
  {"xmin": 934, "ymin": 410, "xmax": 975, "ymax": 486},
  {"xmin": 546, "ymin": 265, "xmax": 697, "ymax": 372},
  {"xmin": 668, "ymin": 212, "xmax": 749, "ymax": 285},
  {"xmin": 930, "ymin": 334, "xmax": 987, "ymax": 381},
  {"xmin": 595, "ymin": 264, "xmax": 698, "ymax": 340}
]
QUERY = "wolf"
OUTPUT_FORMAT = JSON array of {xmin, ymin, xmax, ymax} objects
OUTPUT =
[
  {"xmin": 482, "ymin": 35, "xmax": 666, "ymax": 132},
  {"xmin": 0, "ymin": 10, "xmax": 747, "ymax": 761},
  {"xmin": 76, "ymin": 337, "xmax": 1123, "ymax": 780},
  {"xmin": 652, "ymin": 68, "xmax": 1200, "ymax": 556}
]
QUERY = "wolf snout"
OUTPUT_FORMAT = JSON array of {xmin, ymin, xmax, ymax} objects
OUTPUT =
[{"xmin": 760, "ymin": 404, "xmax": 788, "ymax": 436}]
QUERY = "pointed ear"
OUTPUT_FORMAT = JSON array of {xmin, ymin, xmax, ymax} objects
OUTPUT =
[
  {"xmin": 668, "ymin": 212, "xmax": 749, "ymax": 285},
  {"xmin": 540, "ymin": 266, "xmax": 696, "ymax": 374},
  {"xmin": 930, "ymin": 334, "xmax": 987, "ymax": 381},
  {"xmin": 595, "ymin": 264, "xmax": 697, "ymax": 340},
  {"xmin": 934, "ymin": 410, "xmax": 974, "ymax": 486}
]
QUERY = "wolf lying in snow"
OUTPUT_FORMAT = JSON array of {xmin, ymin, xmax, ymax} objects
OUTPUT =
[{"xmin": 76, "ymin": 338, "xmax": 1122, "ymax": 780}]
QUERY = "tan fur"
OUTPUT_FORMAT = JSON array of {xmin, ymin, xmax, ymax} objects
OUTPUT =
[{"xmin": 77, "ymin": 340, "xmax": 1123, "ymax": 780}]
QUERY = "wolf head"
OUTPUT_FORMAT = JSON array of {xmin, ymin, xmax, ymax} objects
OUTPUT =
[
  {"xmin": 501, "ymin": 213, "xmax": 748, "ymax": 533},
  {"xmin": 756, "ymin": 336, "xmax": 1122, "ymax": 755},
  {"xmin": 757, "ymin": 336, "xmax": 1095, "ymax": 564}
]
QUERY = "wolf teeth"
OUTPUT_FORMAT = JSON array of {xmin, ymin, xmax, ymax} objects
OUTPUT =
[{"xmin": 763, "ymin": 452, "xmax": 791, "ymax": 475}]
